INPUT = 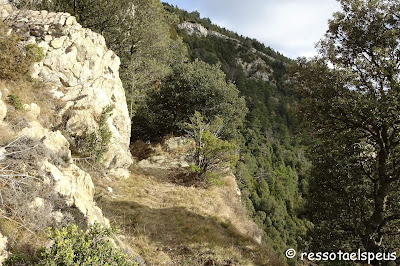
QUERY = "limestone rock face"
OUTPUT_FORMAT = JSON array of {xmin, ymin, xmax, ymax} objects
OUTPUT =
[
  {"xmin": 178, "ymin": 21, "xmax": 209, "ymax": 37},
  {"xmin": 178, "ymin": 21, "xmax": 233, "ymax": 40},
  {"xmin": 235, "ymin": 57, "xmax": 272, "ymax": 83},
  {"xmin": 0, "ymin": 91, "xmax": 7, "ymax": 122},
  {"xmin": 14, "ymin": 111, "xmax": 108, "ymax": 225},
  {"xmin": 0, "ymin": 3, "xmax": 130, "ymax": 227},
  {"xmin": 43, "ymin": 160, "xmax": 109, "ymax": 225},
  {"xmin": 179, "ymin": 21, "xmax": 275, "ymax": 83},
  {"xmin": 0, "ymin": 0, "xmax": 14, "ymax": 17},
  {"xmin": 1, "ymin": 8, "xmax": 132, "ymax": 174},
  {"xmin": 0, "ymin": 232, "xmax": 8, "ymax": 265}
]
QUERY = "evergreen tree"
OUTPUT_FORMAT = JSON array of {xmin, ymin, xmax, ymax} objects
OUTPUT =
[
  {"xmin": 294, "ymin": 0, "xmax": 400, "ymax": 262},
  {"xmin": 132, "ymin": 60, "xmax": 247, "ymax": 140},
  {"xmin": 119, "ymin": 0, "xmax": 187, "ymax": 118},
  {"xmin": 185, "ymin": 112, "xmax": 238, "ymax": 178}
]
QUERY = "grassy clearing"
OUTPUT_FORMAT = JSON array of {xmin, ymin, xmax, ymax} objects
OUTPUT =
[{"xmin": 94, "ymin": 147, "xmax": 284, "ymax": 265}]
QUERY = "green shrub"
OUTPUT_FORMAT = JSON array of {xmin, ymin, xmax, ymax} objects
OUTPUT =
[
  {"xmin": 25, "ymin": 43, "xmax": 45, "ymax": 63},
  {"xmin": 38, "ymin": 223, "xmax": 136, "ymax": 266},
  {"xmin": 132, "ymin": 60, "xmax": 247, "ymax": 141},
  {"xmin": 205, "ymin": 171, "xmax": 225, "ymax": 186},
  {"xmin": 186, "ymin": 111, "xmax": 238, "ymax": 179},
  {"xmin": 5, "ymin": 253, "xmax": 39, "ymax": 265},
  {"xmin": 74, "ymin": 105, "xmax": 114, "ymax": 162},
  {"xmin": 7, "ymin": 94, "xmax": 24, "ymax": 110}
]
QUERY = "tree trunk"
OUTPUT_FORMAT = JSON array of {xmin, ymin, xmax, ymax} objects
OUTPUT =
[{"xmin": 363, "ymin": 140, "xmax": 391, "ymax": 265}]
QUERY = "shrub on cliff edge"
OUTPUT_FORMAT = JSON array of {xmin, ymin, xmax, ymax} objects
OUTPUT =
[{"xmin": 37, "ymin": 223, "xmax": 136, "ymax": 266}]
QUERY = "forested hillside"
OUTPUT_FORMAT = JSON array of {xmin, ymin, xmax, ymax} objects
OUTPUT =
[{"xmin": 163, "ymin": 4, "xmax": 311, "ymax": 257}]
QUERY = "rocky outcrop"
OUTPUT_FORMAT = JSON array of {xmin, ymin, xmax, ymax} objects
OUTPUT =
[
  {"xmin": 0, "ymin": 94, "xmax": 109, "ymax": 225},
  {"xmin": 0, "ymin": 232, "xmax": 7, "ymax": 265},
  {"xmin": 1, "ymin": 4, "xmax": 132, "ymax": 177},
  {"xmin": 0, "ymin": 0, "xmax": 13, "ymax": 16},
  {"xmin": 179, "ymin": 21, "xmax": 274, "ymax": 82},
  {"xmin": 138, "ymin": 137, "xmax": 192, "ymax": 169},
  {"xmin": 179, "ymin": 21, "xmax": 209, "ymax": 37},
  {"xmin": 43, "ymin": 160, "xmax": 109, "ymax": 225},
  {"xmin": 0, "ymin": 1, "xmax": 133, "ymax": 226},
  {"xmin": 236, "ymin": 57, "xmax": 273, "ymax": 82},
  {"xmin": 179, "ymin": 21, "xmax": 238, "ymax": 41}
]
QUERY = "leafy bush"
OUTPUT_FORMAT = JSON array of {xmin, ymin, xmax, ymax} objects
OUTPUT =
[
  {"xmin": 73, "ymin": 105, "xmax": 114, "ymax": 162},
  {"xmin": 186, "ymin": 111, "xmax": 238, "ymax": 179},
  {"xmin": 132, "ymin": 60, "xmax": 247, "ymax": 141},
  {"xmin": 38, "ymin": 223, "xmax": 136, "ymax": 266},
  {"xmin": 7, "ymin": 94, "xmax": 24, "ymax": 110},
  {"xmin": 204, "ymin": 171, "xmax": 225, "ymax": 186}
]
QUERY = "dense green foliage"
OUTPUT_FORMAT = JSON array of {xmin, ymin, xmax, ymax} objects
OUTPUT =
[
  {"xmin": 185, "ymin": 111, "xmax": 238, "ymax": 178},
  {"xmin": 38, "ymin": 223, "xmax": 135, "ymax": 265},
  {"xmin": 294, "ymin": 0, "xmax": 400, "ymax": 262},
  {"xmin": 131, "ymin": 60, "xmax": 247, "ymax": 140}
]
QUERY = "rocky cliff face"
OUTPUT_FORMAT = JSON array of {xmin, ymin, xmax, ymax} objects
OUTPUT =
[
  {"xmin": 2, "ymin": 3, "xmax": 132, "ymax": 177},
  {"xmin": 0, "ymin": 0, "xmax": 132, "ymax": 235},
  {"xmin": 179, "ymin": 21, "xmax": 275, "ymax": 83},
  {"xmin": 179, "ymin": 21, "xmax": 238, "ymax": 41}
]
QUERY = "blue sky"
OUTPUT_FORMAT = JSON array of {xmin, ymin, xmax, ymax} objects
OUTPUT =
[{"xmin": 163, "ymin": 0, "xmax": 341, "ymax": 59}]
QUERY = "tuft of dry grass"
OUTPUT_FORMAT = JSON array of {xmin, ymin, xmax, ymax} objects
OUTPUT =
[
  {"xmin": 0, "ymin": 79, "xmax": 64, "ymax": 130},
  {"xmin": 130, "ymin": 140, "xmax": 154, "ymax": 160},
  {"xmin": 0, "ymin": 217, "xmax": 48, "ymax": 264}
]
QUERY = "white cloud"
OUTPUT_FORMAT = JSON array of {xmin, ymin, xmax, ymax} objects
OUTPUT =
[{"xmin": 164, "ymin": 0, "xmax": 341, "ymax": 58}]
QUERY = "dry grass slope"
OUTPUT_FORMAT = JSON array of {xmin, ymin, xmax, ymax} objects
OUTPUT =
[{"xmin": 94, "ymin": 143, "xmax": 284, "ymax": 266}]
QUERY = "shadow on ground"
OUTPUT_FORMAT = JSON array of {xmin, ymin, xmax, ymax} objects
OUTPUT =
[{"xmin": 97, "ymin": 195, "xmax": 279, "ymax": 265}]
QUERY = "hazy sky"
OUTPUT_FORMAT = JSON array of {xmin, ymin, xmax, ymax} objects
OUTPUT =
[{"xmin": 163, "ymin": 0, "xmax": 341, "ymax": 59}]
